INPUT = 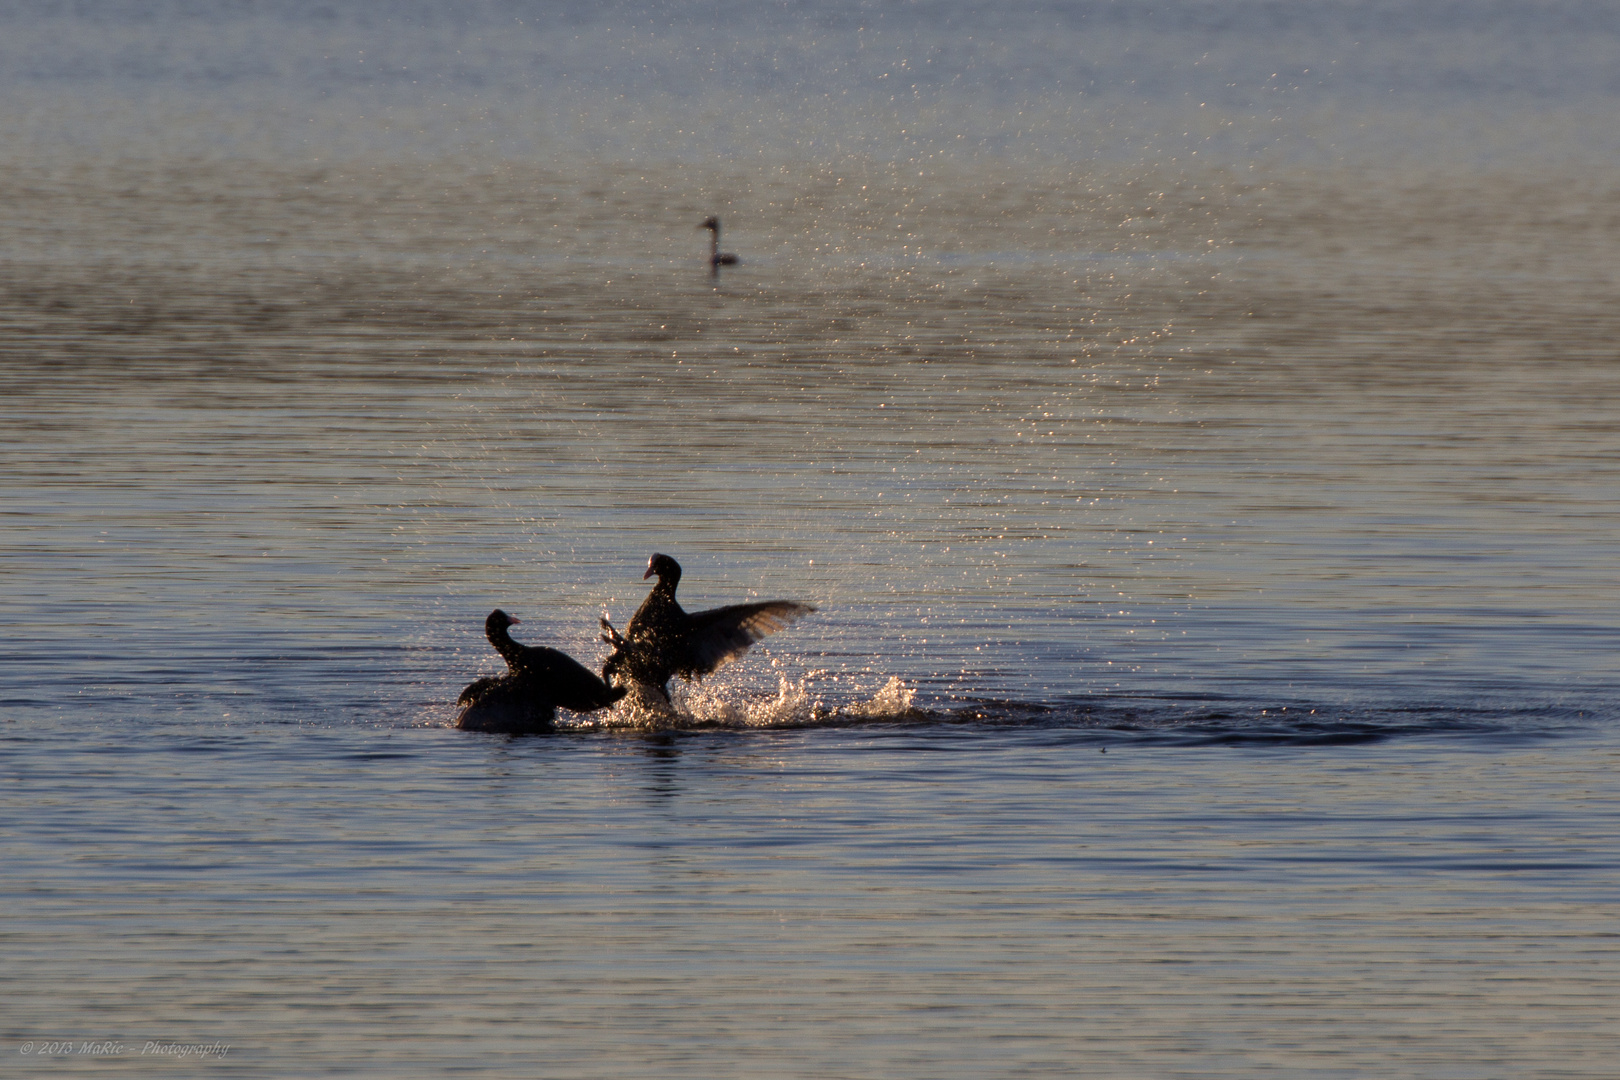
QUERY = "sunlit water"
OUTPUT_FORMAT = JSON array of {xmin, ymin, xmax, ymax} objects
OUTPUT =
[{"xmin": 3, "ymin": 3, "xmax": 1620, "ymax": 1076}]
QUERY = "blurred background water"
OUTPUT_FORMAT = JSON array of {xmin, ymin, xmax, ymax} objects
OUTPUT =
[{"xmin": 3, "ymin": 2, "xmax": 1619, "ymax": 1076}]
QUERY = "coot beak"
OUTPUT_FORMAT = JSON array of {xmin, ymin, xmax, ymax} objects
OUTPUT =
[
  {"xmin": 643, "ymin": 566, "xmax": 655, "ymax": 580},
  {"xmin": 509, "ymin": 616, "xmax": 521, "ymax": 624}
]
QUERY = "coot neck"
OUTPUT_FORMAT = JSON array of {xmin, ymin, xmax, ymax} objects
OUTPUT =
[{"xmin": 487, "ymin": 622, "xmax": 526, "ymax": 670}]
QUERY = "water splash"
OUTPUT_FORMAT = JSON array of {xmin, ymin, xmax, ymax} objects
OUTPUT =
[
  {"xmin": 561, "ymin": 675, "xmax": 921, "ymax": 732},
  {"xmin": 835, "ymin": 676, "xmax": 919, "ymax": 721}
]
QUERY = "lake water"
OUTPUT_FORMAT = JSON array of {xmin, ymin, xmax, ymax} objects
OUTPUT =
[{"xmin": 3, "ymin": 2, "xmax": 1619, "ymax": 1076}]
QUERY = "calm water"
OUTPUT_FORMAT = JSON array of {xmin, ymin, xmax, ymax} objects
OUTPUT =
[{"xmin": 4, "ymin": 2, "xmax": 1620, "ymax": 1076}]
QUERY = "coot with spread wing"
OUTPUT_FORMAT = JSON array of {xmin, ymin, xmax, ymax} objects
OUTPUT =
[{"xmin": 600, "ymin": 554, "xmax": 815, "ymax": 701}]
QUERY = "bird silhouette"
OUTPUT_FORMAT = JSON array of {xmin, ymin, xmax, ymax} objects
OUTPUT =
[
  {"xmin": 601, "ymin": 553, "xmax": 814, "ymax": 701},
  {"xmin": 456, "ymin": 609, "xmax": 626, "ymax": 734},
  {"xmin": 701, "ymin": 216, "xmax": 739, "ymax": 277}
]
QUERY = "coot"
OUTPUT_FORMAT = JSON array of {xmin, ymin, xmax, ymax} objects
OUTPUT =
[
  {"xmin": 456, "ymin": 609, "xmax": 626, "ymax": 734},
  {"xmin": 600, "ymin": 554, "xmax": 815, "ymax": 700}
]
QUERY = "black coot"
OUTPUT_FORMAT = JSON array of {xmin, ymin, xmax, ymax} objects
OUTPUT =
[
  {"xmin": 456, "ymin": 609, "xmax": 626, "ymax": 734},
  {"xmin": 600, "ymin": 554, "xmax": 815, "ymax": 701}
]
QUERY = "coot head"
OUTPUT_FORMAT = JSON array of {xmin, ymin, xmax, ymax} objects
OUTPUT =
[
  {"xmin": 700, "ymin": 217, "xmax": 720, "ymax": 233},
  {"xmin": 644, "ymin": 553, "xmax": 682, "ymax": 582},
  {"xmin": 486, "ymin": 609, "xmax": 520, "ymax": 632}
]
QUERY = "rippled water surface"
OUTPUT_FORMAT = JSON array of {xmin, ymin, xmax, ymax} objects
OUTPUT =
[{"xmin": 4, "ymin": 2, "xmax": 1620, "ymax": 1076}]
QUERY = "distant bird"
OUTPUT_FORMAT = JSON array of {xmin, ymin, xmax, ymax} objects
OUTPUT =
[
  {"xmin": 701, "ymin": 216, "xmax": 739, "ymax": 277},
  {"xmin": 456, "ymin": 609, "xmax": 626, "ymax": 734},
  {"xmin": 600, "ymin": 553, "xmax": 815, "ymax": 701}
]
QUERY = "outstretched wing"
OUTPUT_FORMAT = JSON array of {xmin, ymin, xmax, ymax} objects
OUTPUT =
[{"xmin": 683, "ymin": 600, "xmax": 816, "ymax": 677}]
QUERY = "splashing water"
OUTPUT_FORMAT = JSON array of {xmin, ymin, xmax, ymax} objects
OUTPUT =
[
  {"xmin": 837, "ymin": 676, "xmax": 919, "ymax": 722},
  {"xmin": 553, "ymin": 675, "xmax": 919, "ymax": 733}
]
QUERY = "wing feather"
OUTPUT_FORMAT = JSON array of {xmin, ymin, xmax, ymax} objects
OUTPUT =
[{"xmin": 684, "ymin": 601, "xmax": 816, "ymax": 675}]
